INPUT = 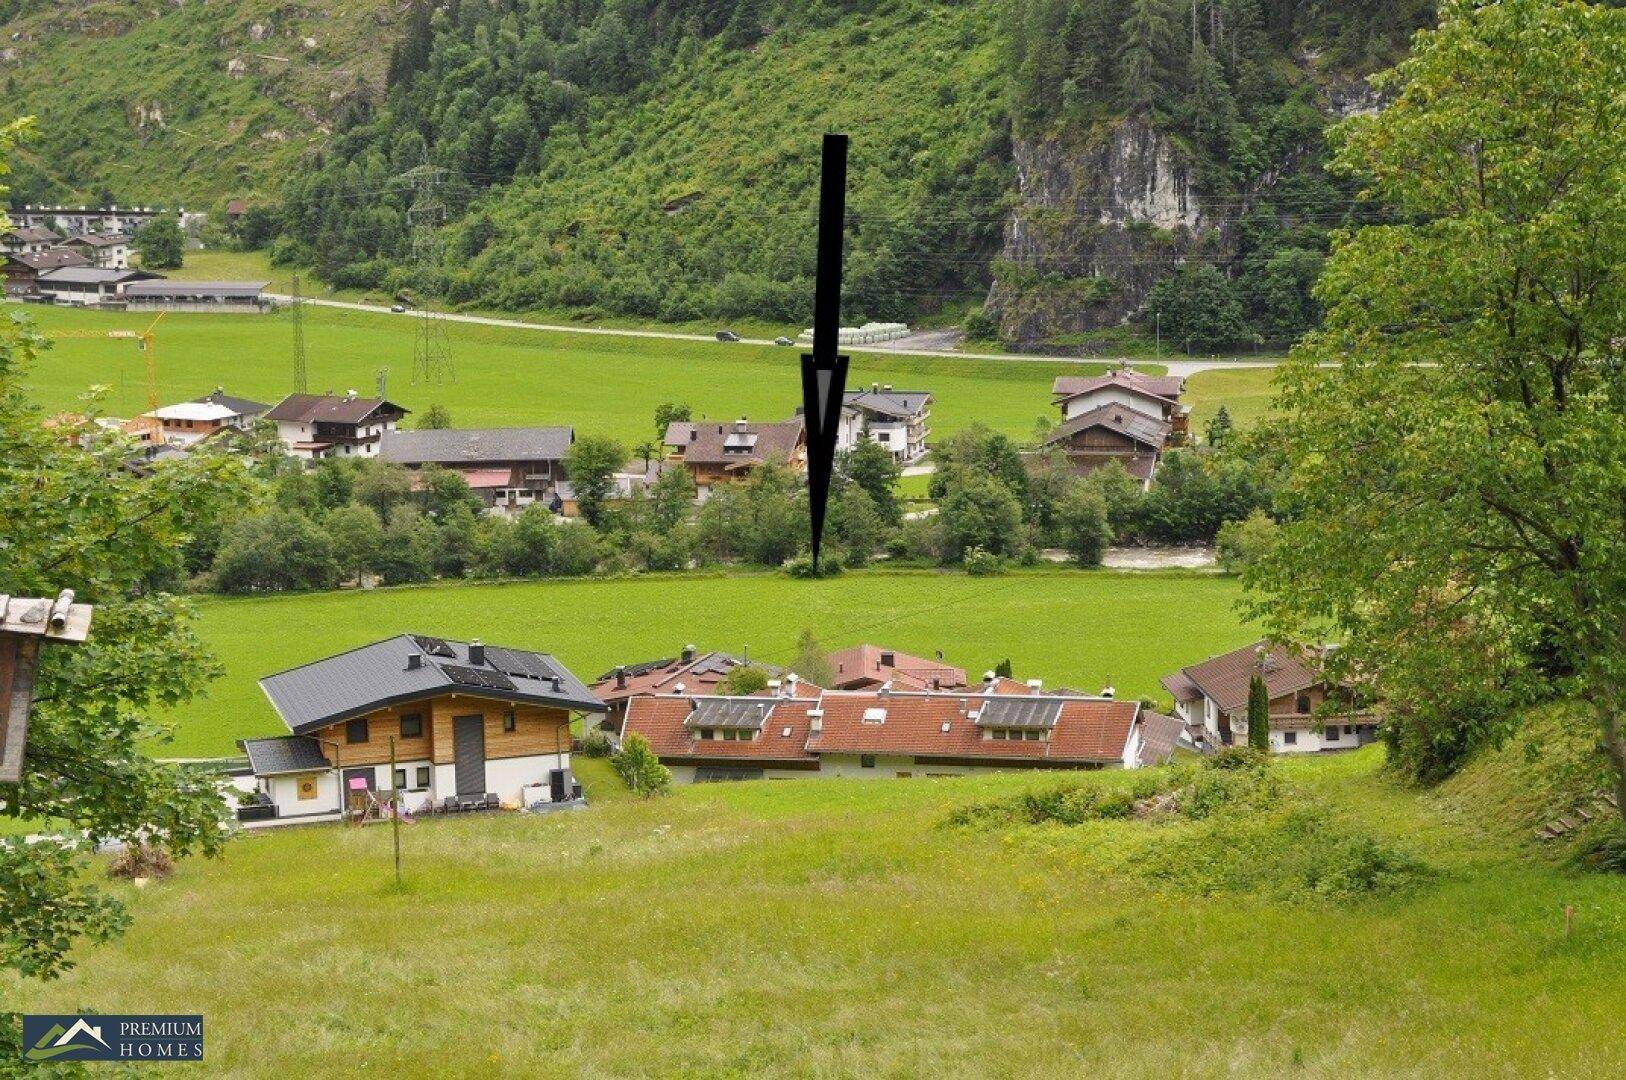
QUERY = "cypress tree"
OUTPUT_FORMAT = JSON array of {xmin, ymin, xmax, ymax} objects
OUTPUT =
[{"xmin": 1246, "ymin": 672, "xmax": 1271, "ymax": 751}]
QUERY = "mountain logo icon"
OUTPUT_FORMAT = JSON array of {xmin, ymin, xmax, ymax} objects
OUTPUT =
[{"xmin": 25, "ymin": 1017, "xmax": 110, "ymax": 1061}]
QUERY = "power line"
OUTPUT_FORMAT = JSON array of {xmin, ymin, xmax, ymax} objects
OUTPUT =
[
  {"xmin": 290, "ymin": 273, "xmax": 309, "ymax": 394},
  {"xmin": 399, "ymin": 157, "xmax": 454, "ymax": 385}
]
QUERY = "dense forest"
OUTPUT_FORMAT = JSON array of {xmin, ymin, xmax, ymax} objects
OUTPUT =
[{"xmin": 262, "ymin": 0, "xmax": 1432, "ymax": 342}]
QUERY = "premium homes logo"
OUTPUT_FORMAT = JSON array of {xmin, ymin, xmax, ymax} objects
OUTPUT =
[{"xmin": 22, "ymin": 1014, "xmax": 203, "ymax": 1062}]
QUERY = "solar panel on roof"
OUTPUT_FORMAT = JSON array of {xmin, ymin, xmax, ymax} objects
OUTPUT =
[
  {"xmin": 484, "ymin": 646, "xmax": 559, "ymax": 682},
  {"xmin": 412, "ymin": 635, "xmax": 456, "ymax": 658},
  {"xmin": 684, "ymin": 698, "xmax": 772, "ymax": 730},
  {"xmin": 442, "ymin": 664, "xmax": 516, "ymax": 691},
  {"xmin": 976, "ymin": 697, "xmax": 1063, "ymax": 729}
]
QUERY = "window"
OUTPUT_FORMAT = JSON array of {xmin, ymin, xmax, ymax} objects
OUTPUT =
[
  {"xmin": 503, "ymin": 711, "xmax": 517, "ymax": 733},
  {"xmin": 399, "ymin": 713, "xmax": 423, "ymax": 739},
  {"xmin": 345, "ymin": 718, "xmax": 369, "ymax": 744},
  {"xmin": 1284, "ymin": 731, "xmax": 1298, "ymax": 745},
  {"xmin": 393, "ymin": 768, "xmax": 407, "ymax": 790},
  {"xmin": 698, "ymin": 729, "xmax": 715, "ymax": 740},
  {"xmin": 860, "ymin": 754, "xmax": 876, "ymax": 769},
  {"xmin": 1295, "ymin": 693, "xmax": 1312, "ymax": 714},
  {"xmin": 415, "ymin": 766, "xmax": 430, "ymax": 789}
]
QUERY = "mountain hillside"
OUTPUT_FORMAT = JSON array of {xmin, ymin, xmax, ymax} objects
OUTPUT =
[
  {"xmin": 0, "ymin": 0, "xmax": 396, "ymax": 206},
  {"xmin": 3, "ymin": 0, "xmax": 1437, "ymax": 342}
]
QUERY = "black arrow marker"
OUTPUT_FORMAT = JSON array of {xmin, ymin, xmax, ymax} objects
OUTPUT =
[{"xmin": 802, "ymin": 132, "xmax": 850, "ymax": 573}]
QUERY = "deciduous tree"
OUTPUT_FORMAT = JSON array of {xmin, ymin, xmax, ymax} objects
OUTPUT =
[{"xmin": 1247, "ymin": 0, "xmax": 1626, "ymax": 809}]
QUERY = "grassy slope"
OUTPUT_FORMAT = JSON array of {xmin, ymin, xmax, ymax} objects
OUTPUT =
[
  {"xmin": 161, "ymin": 568, "xmax": 1247, "ymax": 757},
  {"xmin": 16, "ymin": 301, "xmax": 1136, "ymax": 442},
  {"xmin": 1440, "ymin": 703, "xmax": 1618, "ymax": 855},
  {"xmin": 5, "ymin": 748, "xmax": 1623, "ymax": 1075},
  {"xmin": 1, "ymin": 0, "xmax": 393, "ymax": 204}
]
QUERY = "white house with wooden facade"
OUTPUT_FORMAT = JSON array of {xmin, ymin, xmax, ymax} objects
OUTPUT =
[
  {"xmin": 242, "ymin": 635, "xmax": 605, "ymax": 822},
  {"xmin": 1160, "ymin": 641, "xmax": 1376, "ymax": 754}
]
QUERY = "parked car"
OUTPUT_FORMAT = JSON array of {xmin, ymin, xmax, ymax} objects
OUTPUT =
[
  {"xmin": 715, "ymin": 330, "xmax": 741, "ymax": 342},
  {"xmin": 390, "ymin": 303, "xmax": 407, "ymax": 313},
  {"xmin": 774, "ymin": 336, "xmax": 794, "ymax": 346}
]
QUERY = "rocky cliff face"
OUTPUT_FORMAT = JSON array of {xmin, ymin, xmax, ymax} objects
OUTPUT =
[{"xmin": 987, "ymin": 120, "xmax": 1218, "ymax": 346}]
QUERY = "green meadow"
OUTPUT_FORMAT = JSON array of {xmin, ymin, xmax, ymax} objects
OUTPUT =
[
  {"xmin": 163, "ymin": 568, "xmax": 1246, "ymax": 758},
  {"xmin": 17, "ymin": 300, "xmax": 1123, "ymax": 445},
  {"xmin": 6, "ymin": 748, "xmax": 1622, "ymax": 1076}
]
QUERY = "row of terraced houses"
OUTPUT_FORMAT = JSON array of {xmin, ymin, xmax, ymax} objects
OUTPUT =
[{"xmin": 235, "ymin": 633, "xmax": 1371, "ymax": 824}]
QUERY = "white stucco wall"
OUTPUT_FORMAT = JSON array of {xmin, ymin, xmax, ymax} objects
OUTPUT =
[
  {"xmin": 1062, "ymin": 386, "xmax": 1167, "ymax": 421},
  {"xmin": 265, "ymin": 771, "xmax": 340, "ymax": 817}
]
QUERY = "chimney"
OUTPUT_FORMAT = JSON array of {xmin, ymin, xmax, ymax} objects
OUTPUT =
[
  {"xmin": 681, "ymin": 644, "xmax": 696, "ymax": 664},
  {"xmin": 871, "ymin": 382, "xmax": 879, "ymax": 393},
  {"xmin": 468, "ymin": 639, "xmax": 485, "ymax": 666},
  {"xmin": 808, "ymin": 708, "xmax": 823, "ymax": 733},
  {"xmin": 550, "ymin": 676, "xmax": 562, "ymax": 692},
  {"xmin": 787, "ymin": 673, "xmax": 799, "ymax": 690},
  {"xmin": 880, "ymin": 651, "xmax": 895, "ymax": 667},
  {"xmin": 406, "ymin": 653, "xmax": 422, "ymax": 671},
  {"xmin": 1026, "ymin": 678, "xmax": 1043, "ymax": 691},
  {"xmin": 673, "ymin": 682, "xmax": 686, "ymax": 694},
  {"xmin": 689, "ymin": 429, "xmax": 698, "ymax": 441},
  {"xmin": 1100, "ymin": 684, "xmax": 1116, "ymax": 699},
  {"xmin": 983, "ymin": 670, "xmax": 997, "ymax": 686},
  {"xmin": 767, "ymin": 678, "xmax": 783, "ymax": 694},
  {"xmin": 615, "ymin": 665, "xmax": 627, "ymax": 690},
  {"xmin": 883, "ymin": 384, "xmax": 893, "ymax": 392},
  {"xmin": 347, "ymin": 389, "xmax": 358, "ymax": 400},
  {"xmin": 734, "ymin": 417, "xmax": 748, "ymax": 431}
]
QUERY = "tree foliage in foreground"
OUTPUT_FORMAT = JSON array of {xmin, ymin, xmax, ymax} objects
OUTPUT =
[
  {"xmin": 0, "ymin": 302, "xmax": 249, "ymax": 976},
  {"xmin": 1246, "ymin": 0, "xmax": 1625, "ymax": 808}
]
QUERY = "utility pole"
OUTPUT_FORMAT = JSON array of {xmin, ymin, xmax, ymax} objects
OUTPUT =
[
  {"xmin": 290, "ymin": 274, "xmax": 308, "ymax": 394},
  {"xmin": 389, "ymin": 735, "xmax": 402, "ymax": 887},
  {"xmin": 400, "ymin": 157, "xmax": 454, "ymax": 384}
]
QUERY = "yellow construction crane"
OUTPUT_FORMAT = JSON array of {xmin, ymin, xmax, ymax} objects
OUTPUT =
[{"xmin": 46, "ymin": 312, "xmax": 166, "ymax": 433}]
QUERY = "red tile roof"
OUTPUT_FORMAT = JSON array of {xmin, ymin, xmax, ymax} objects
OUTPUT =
[
  {"xmin": 623, "ymin": 689, "xmax": 1142, "ymax": 768},
  {"xmin": 591, "ymin": 651, "xmax": 755, "ymax": 705},
  {"xmin": 827, "ymin": 644, "xmax": 967, "ymax": 691},
  {"xmin": 622, "ymin": 695, "xmax": 820, "ymax": 763},
  {"xmin": 808, "ymin": 691, "xmax": 1140, "ymax": 763}
]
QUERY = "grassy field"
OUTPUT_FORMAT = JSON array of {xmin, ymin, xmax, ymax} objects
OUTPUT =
[
  {"xmin": 15, "ymin": 300, "xmax": 1131, "ymax": 445},
  {"xmin": 5, "ymin": 748, "xmax": 1622, "ymax": 1076},
  {"xmin": 1184, "ymin": 366, "xmax": 1281, "ymax": 433},
  {"xmin": 159, "ymin": 568, "xmax": 1245, "ymax": 758}
]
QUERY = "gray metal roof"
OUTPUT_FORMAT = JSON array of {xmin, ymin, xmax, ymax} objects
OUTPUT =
[
  {"xmin": 259, "ymin": 635, "xmax": 604, "ymax": 734},
  {"xmin": 37, "ymin": 266, "xmax": 157, "ymax": 285},
  {"xmin": 843, "ymin": 389, "xmax": 932, "ymax": 419},
  {"xmin": 379, "ymin": 427, "xmax": 573, "ymax": 466},
  {"xmin": 684, "ymin": 698, "xmax": 776, "ymax": 731},
  {"xmin": 124, "ymin": 280, "xmax": 267, "ymax": 298},
  {"xmin": 975, "ymin": 697, "xmax": 1064, "ymax": 729},
  {"xmin": 1043, "ymin": 403, "xmax": 1171, "ymax": 450},
  {"xmin": 240, "ymin": 735, "xmax": 330, "ymax": 776}
]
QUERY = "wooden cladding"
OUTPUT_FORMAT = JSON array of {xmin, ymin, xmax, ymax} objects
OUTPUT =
[{"xmin": 305, "ymin": 693, "xmax": 571, "ymax": 768}]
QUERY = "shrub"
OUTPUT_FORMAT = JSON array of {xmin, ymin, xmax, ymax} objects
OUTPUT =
[
  {"xmin": 107, "ymin": 844, "xmax": 174, "ymax": 882},
  {"xmin": 1569, "ymin": 823, "xmax": 1626, "ymax": 875},
  {"xmin": 1131, "ymin": 805, "xmax": 1432, "ymax": 899},
  {"xmin": 785, "ymin": 551, "xmax": 844, "ymax": 578},
  {"xmin": 611, "ymin": 732, "xmax": 671, "ymax": 797},
  {"xmin": 963, "ymin": 546, "xmax": 1005, "ymax": 576},
  {"xmin": 579, "ymin": 731, "xmax": 614, "ymax": 758}
]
